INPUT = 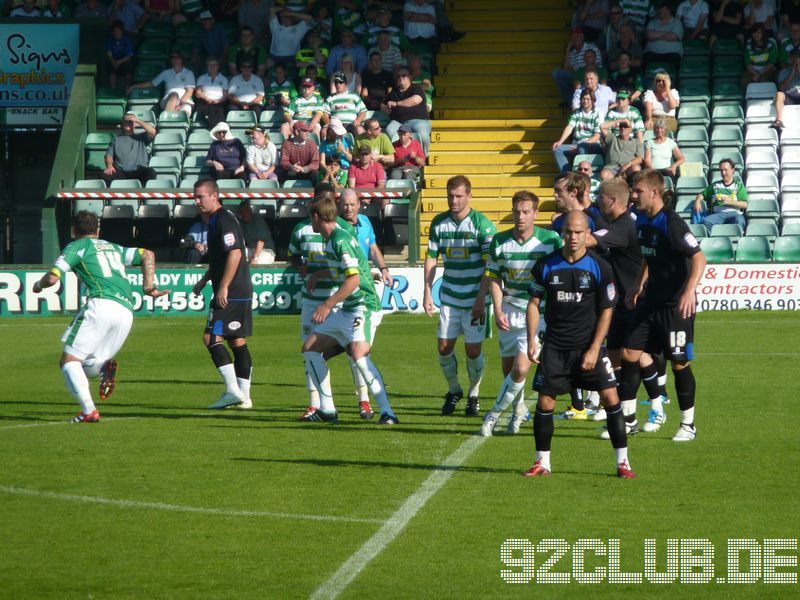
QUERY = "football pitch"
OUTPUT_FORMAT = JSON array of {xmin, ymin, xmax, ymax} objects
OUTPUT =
[{"xmin": 1, "ymin": 311, "xmax": 798, "ymax": 598}]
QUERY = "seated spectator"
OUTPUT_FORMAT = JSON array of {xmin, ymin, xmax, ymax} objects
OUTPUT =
[
  {"xmin": 382, "ymin": 67, "xmax": 432, "ymax": 153},
  {"xmin": 320, "ymin": 117, "xmax": 353, "ymax": 169},
  {"xmin": 781, "ymin": 1, "xmax": 800, "ymax": 35},
  {"xmin": 194, "ymin": 56, "xmax": 229, "ymax": 129},
  {"xmin": 361, "ymin": 51, "xmax": 394, "ymax": 111},
  {"xmin": 228, "ymin": 26, "xmax": 268, "ymax": 78},
  {"xmin": 408, "ymin": 52, "xmax": 433, "ymax": 113},
  {"xmin": 238, "ymin": 200, "xmax": 276, "ymax": 265},
  {"xmin": 600, "ymin": 120, "xmax": 644, "ymax": 180},
  {"xmin": 575, "ymin": 160, "xmax": 602, "ymax": 200},
  {"xmin": 279, "ymin": 121, "xmax": 320, "ymax": 181},
  {"xmin": 295, "ymin": 29, "xmax": 329, "ymax": 78},
  {"xmin": 676, "ymin": 0, "xmax": 710, "ymax": 40},
  {"xmin": 573, "ymin": 49, "xmax": 609, "ymax": 86},
  {"xmin": 771, "ymin": 50, "xmax": 800, "ymax": 129},
  {"xmin": 779, "ymin": 22, "xmax": 800, "ymax": 81},
  {"xmin": 643, "ymin": 118, "xmax": 684, "ymax": 180},
  {"xmin": 128, "ymin": 51, "xmax": 195, "ymax": 116},
  {"xmin": 745, "ymin": 0, "xmax": 776, "ymax": 37},
  {"xmin": 238, "ymin": 0, "xmax": 271, "ymax": 44},
  {"xmin": 368, "ymin": 4, "xmax": 409, "ymax": 52},
  {"xmin": 102, "ymin": 113, "xmax": 157, "ymax": 185},
  {"xmin": 144, "ymin": 0, "xmax": 177, "ymax": 23},
  {"xmin": 228, "ymin": 60, "xmax": 266, "ymax": 118},
  {"xmin": 354, "ymin": 118, "xmax": 394, "ymax": 169},
  {"xmin": 106, "ymin": 20, "xmax": 134, "ymax": 89},
  {"xmin": 403, "ymin": 0, "xmax": 437, "ymax": 43},
  {"xmin": 301, "ymin": 64, "xmax": 327, "ymax": 98},
  {"xmin": 552, "ymin": 87, "xmax": 603, "ymax": 173},
  {"xmin": 269, "ymin": 5, "xmax": 313, "ymax": 66},
  {"xmin": 185, "ymin": 218, "xmax": 208, "ymax": 263},
  {"xmin": 622, "ymin": 0, "xmax": 653, "ymax": 32},
  {"xmin": 572, "ymin": 0, "xmax": 610, "ymax": 42},
  {"xmin": 266, "ymin": 63, "xmax": 298, "ymax": 109},
  {"xmin": 318, "ymin": 154, "xmax": 349, "ymax": 189},
  {"xmin": 742, "ymin": 22, "xmax": 778, "ymax": 87},
  {"xmin": 644, "ymin": 2, "xmax": 684, "ymax": 68},
  {"xmin": 601, "ymin": 2, "xmax": 625, "ymax": 54},
  {"xmin": 608, "ymin": 52, "xmax": 645, "ymax": 102},
  {"xmin": 311, "ymin": 3, "xmax": 333, "ymax": 43},
  {"xmin": 245, "ymin": 125, "xmax": 278, "ymax": 181},
  {"xmin": 194, "ymin": 11, "xmax": 229, "ymax": 70},
  {"xmin": 370, "ymin": 31, "xmax": 404, "ymax": 73},
  {"xmin": 75, "ymin": 0, "xmax": 107, "ymax": 18},
  {"xmin": 326, "ymin": 27, "xmax": 368, "ymax": 74},
  {"xmin": 282, "ymin": 77, "xmax": 324, "ymax": 137},
  {"xmin": 171, "ymin": 0, "xmax": 203, "ymax": 25},
  {"xmin": 334, "ymin": 0, "xmax": 367, "ymax": 40},
  {"xmin": 693, "ymin": 159, "xmax": 748, "ymax": 234},
  {"xmin": 330, "ymin": 54, "xmax": 362, "ymax": 96},
  {"xmin": 106, "ymin": 0, "xmax": 146, "ymax": 38},
  {"xmin": 607, "ymin": 21, "xmax": 644, "ymax": 71},
  {"xmin": 571, "ymin": 69, "xmax": 615, "ymax": 120},
  {"xmin": 643, "ymin": 71, "xmax": 680, "ymax": 130},
  {"xmin": 324, "ymin": 72, "xmax": 368, "ymax": 134},
  {"xmin": 602, "ymin": 89, "xmax": 645, "ymax": 141},
  {"xmin": 348, "ymin": 146, "xmax": 387, "ymax": 205},
  {"xmin": 709, "ymin": 0, "xmax": 744, "ymax": 49},
  {"xmin": 42, "ymin": 0, "xmax": 68, "ymax": 17},
  {"xmin": 390, "ymin": 124, "xmax": 426, "ymax": 181},
  {"xmin": 206, "ymin": 122, "xmax": 248, "ymax": 180},
  {"xmin": 552, "ymin": 27, "xmax": 604, "ymax": 104}
]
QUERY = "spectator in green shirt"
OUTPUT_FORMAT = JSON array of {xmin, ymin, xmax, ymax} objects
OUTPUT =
[
  {"xmin": 742, "ymin": 22, "xmax": 778, "ymax": 87},
  {"xmin": 693, "ymin": 158, "xmax": 748, "ymax": 234}
]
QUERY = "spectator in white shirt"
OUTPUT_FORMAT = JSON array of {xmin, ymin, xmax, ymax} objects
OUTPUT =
[
  {"xmin": 269, "ymin": 5, "xmax": 312, "ymax": 66},
  {"xmin": 194, "ymin": 56, "xmax": 229, "ymax": 129},
  {"xmin": 403, "ymin": 0, "xmax": 437, "ymax": 42},
  {"xmin": 244, "ymin": 126, "xmax": 279, "ymax": 181},
  {"xmin": 129, "ymin": 51, "xmax": 195, "ymax": 115},
  {"xmin": 228, "ymin": 60, "xmax": 266, "ymax": 118},
  {"xmin": 676, "ymin": 0, "xmax": 710, "ymax": 40},
  {"xmin": 571, "ymin": 70, "xmax": 615, "ymax": 120}
]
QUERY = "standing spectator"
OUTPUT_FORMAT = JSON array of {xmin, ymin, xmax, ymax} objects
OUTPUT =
[
  {"xmin": 390, "ymin": 124, "xmax": 425, "ymax": 181},
  {"xmin": 266, "ymin": 63, "xmax": 298, "ymax": 109},
  {"xmin": 676, "ymin": 0, "xmax": 710, "ymax": 40},
  {"xmin": 744, "ymin": 0, "xmax": 777, "ymax": 36},
  {"xmin": 295, "ymin": 29, "xmax": 329, "ymax": 78},
  {"xmin": 370, "ymin": 31, "xmax": 404, "ymax": 72},
  {"xmin": 103, "ymin": 113, "xmax": 157, "ymax": 185},
  {"xmin": 644, "ymin": 2, "xmax": 684, "ymax": 68},
  {"xmin": 403, "ymin": 0, "xmax": 437, "ymax": 43},
  {"xmin": 326, "ymin": 27, "xmax": 368, "ymax": 74},
  {"xmin": 709, "ymin": 0, "xmax": 744, "ymax": 49},
  {"xmin": 324, "ymin": 72, "xmax": 368, "ymax": 134},
  {"xmin": 553, "ymin": 88, "xmax": 603, "ymax": 174},
  {"xmin": 282, "ymin": 77, "xmax": 325, "ymax": 137},
  {"xmin": 195, "ymin": 11, "xmax": 229, "ymax": 70},
  {"xmin": 571, "ymin": 70, "xmax": 615, "ymax": 120},
  {"xmin": 600, "ymin": 120, "xmax": 644, "ymax": 180},
  {"xmin": 106, "ymin": 0, "xmax": 147, "ymax": 38},
  {"xmin": 361, "ymin": 51, "xmax": 394, "ymax": 111},
  {"xmin": 269, "ymin": 5, "xmax": 313, "ymax": 66},
  {"xmin": 693, "ymin": 159, "xmax": 748, "ymax": 234},
  {"xmin": 643, "ymin": 72, "xmax": 680, "ymax": 130},
  {"xmin": 622, "ymin": 0, "xmax": 653, "ymax": 32},
  {"xmin": 771, "ymin": 50, "xmax": 800, "ymax": 129},
  {"xmin": 238, "ymin": 200, "xmax": 276, "ymax": 265},
  {"xmin": 280, "ymin": 121, "xmax": 320, "ymax": 181},
  {"xmin": 206, "ymin": 122, "xmax": 248, "ymax": 180},
  {"xmin": 572, "ymin": 0, "xmax": 610, "ymax": 42},
  {"xmin": 552, "ymin": 27, "xmax": 604, "ymax": 104},
  {"xmin": 608, "ymin": 52, "xmax": 645, "ymax": 102},
  {"xmin": 354, "ymin": 118, "xmax": 394, "ymax": 168},
  {"xmin": 245, "ymin": 125, "xmax": 278, "ymax": 181},
  {"xmin": 194, "ymin": 56, "xmax": 229, "ymax": 129},
  {"xmin": 607, "ymin": 21, "xmax": 644, "ymax": 71},
  {"xmin": 320, "ymin": 117, "xmax": 353, "ymax": 169},
  {"xmin": 228, "ymin": 60, "xmax": 266, "ymax": 118},
  {"xmin": 228, "ymin": 26, "xmax": 268, "ymax": 78},
  {"xmin": 238, "ymin": 0, "xmax": 272, "ymax": 44},
  {"xmin": 185, "ymin": 218, "xmax": 208, "ymax": 263},
  {"xmin": 75, "ymin": 0, "xmax": 106, "ymax": 18},
  {"xmin": 601, "ymin": 2, "xmax": 625, "ymax": 54},
  {"xmin": 643, "ymin": 118, "xmax": 685, "ymax": 180},
  {"xmin": 331, "ymin": 54, "xmax": 362, "ymax": 95},
  {"xmin": 348, "ymin": 146, "xmax": 387, "ymax": 198},
  {"xmin": 602, "ymin": 89, "xmax": 645, "ymax": 140},
  {"xmin": 106, "ymin": 20, "xmax": 134, "ymax": 89},
  {"xmin": 382, "ymin": 67, "xmax": 431, "ymax": 153},
  {"xmin": 742, "ymin": 22, "xmax": 778, "ymax": 87},
  {"xmin": 128, "ymin": 51, "xmax": 196, "ymax": 116}
]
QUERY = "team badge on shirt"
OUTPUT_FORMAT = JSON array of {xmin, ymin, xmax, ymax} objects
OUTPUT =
[{"xmin": 579, "ymin": 272, "xmax": 592, "ymax": 289}]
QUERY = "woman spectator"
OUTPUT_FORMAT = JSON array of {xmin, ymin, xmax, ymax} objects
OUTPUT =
[
  {"xmin": 572, "ymin": 0, "xmax": 610, "ymax": 42},
  {"xmin": 742, "ymin": 22, "xmax": 778, "ymax": 87},
  {"xmin": 710, "ymin": 0, "xmax": 744, "ymax": 48},
  {"xmin": 349, "ymin": 145, "xmax": 388, "ymax": 207},
  {"xmin": 205, "ymin": 122, "xmax": 248, "ymax": 180},
  {"xmin": 551, "ymin": 87, "xmax": 603, "ymax": 173},
  {"xmin": 643, "ymin": 118, "xmax": 685, "ymax": 181},
  {"xmin": 330, "ymin": 53, "xmax": 361, "ymax": 95},
  {"xmin": 643, "ymin": 72, "xmax": 680, "ymax": 131},
  {"xmin": 320, "ymin": 117, "xmax": 353, "ymax": 170},
  {"xmin": 245, "ymin": 126, "xmax": 278, "ymax": 181},
  {"xmin": 390, "ymin": 124, "xmax": 426, "ymax": 181},
  {"xmin": 607, "ymin": 22, "xmax": 644, "ymax": 71}
]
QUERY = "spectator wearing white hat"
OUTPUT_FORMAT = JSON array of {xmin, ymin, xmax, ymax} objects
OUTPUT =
[{"xmin": 206, "ymin": 122, "xmax": 248, "ymax": 180}]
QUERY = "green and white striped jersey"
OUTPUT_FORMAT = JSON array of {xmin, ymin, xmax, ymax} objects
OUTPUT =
[
  {"xmin": 485, "ymin": 227, "xmax": 563, "ymax": 310},
  {"xmin": 286, "ymin": 94, "xmax": 325, "ymax": 122},
  {"xmin": 325, "ymin": 226, "xmax": 381, "ymax": 313},
  {"xmin": 604, "ymin": 106, "xmax": 645, "ymax": 136},
  {"xmin": 52, "ymin": 236, "xmax": 142, "ymax": 311},
  {"xmin": 323, "ymin": 92, "xmax": 367, "ymax": 124},
  {"xmin": 287, "ymin": 217, "xmax": 356, "ymax": 302},
  {"xmin": 427, "ymin": 209, "xmax": 496, "ymax": 309}
]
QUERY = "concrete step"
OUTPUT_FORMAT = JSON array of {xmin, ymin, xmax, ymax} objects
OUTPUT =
[
  {"xmin": 434, "ymin": 108, "xmax": 562, "ymax": 120},
  {"xmin": 443, "ymin": 30, "xmax": 566, "ymax": 44},
  {"xmin": 450, "ymin": 16, "xmax": 569, "ymax": 31},
  {"xmin": 432, "ymin": 118, "xmax": 563, "ymax": 129},
  {"xmin": 448, "ymin": 0, "xmax": 567, "ymax": 11},
  {"xmin": 440, "ymin": 40, "xmax": 564, "ymax": 53},
  {"xmin": 425, "ymin": 164, "xmax": 556, "ymax": 176},
  {"xmin": 434, "ymin": 74, "xmax": 558, "ymax": 88},
  {"xmin": 435, "ymin": 96, "xmax": 560, "ymax": 109},
  {"xmin": 438, "ymin": 62, "xmax": 558, "ymax": 76},
  {"xmin": 430, "ymin": 128, "xmax": 559, "ymax": 142},
  {"xmin": 436, "ymin": 52, "xmax": 562, "ymax": 65},
  {"xmin": 428, "ymin": 150, "xmax": 555, "ymax": 165},
  {"xmin": 419, "ymin": 198, "xmax": 556, "ymax": 213},
  {"xmin": 435, "ymin": 84, "xmax": 560, "ymax": 99},
  {"xmin": 425, "ymin": 173, "xmax": 555, "ymax": 188}
]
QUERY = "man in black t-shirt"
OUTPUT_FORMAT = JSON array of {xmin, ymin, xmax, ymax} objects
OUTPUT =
[
  {"xmin": 361, "ymin": 51, "xmax": 393, "ymax": 111},
  {"xmin": 192, "ymin": 179, "xmax": 255, "ymax": 410},
  {"xmin": 620, "ymin": 169, "xmax": 707, "ymax": 442},
  {"xmin": 381, "ymin": 66, "xmax": 431, "ymax": 153},
  {"xmin": 523, "ymin": 210, "xmax": 635, "ymax": 479}
]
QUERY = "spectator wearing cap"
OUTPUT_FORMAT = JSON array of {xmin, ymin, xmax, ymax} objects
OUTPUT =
[
  {"xmin": 194, "ymin": 11, "xmax": 229, "ymax": 70},
  {"xmin": 709, "ymin": 0, "xmax": 744, "ymax": 50},
  {"xmin": 600, "ymin": 119, "xmax": 644, "ymax": 180},
  {"xmin": 206, "ymin": 122, "xmax": 248, "ymax": 180},
  {"xmin": 552, "ymin": 87, "xmax": 603, "ymax": 174},
  {"xmin": 282, "ymin": 77, "xmax": 325, "ymax": 137},
  {"xmin": 245, "ymin": 126, "xmax": 278, "ymax": 181},
  {"xmin": 332, "ymin": 53, "xmax": 362, "ymax": 96},
  {"xmin": 642, "ymin": 71, "xmax": 680, "ymax": 131},
  {"xmin": 390, "ymin": 124, "xmax": 425, "ymax": 181},
  {"xmin": 572, "ymin": 0, "xmax": 610, "ymax": 42},
  {"xmin": 106, "ymin": 0, "xmax": 147, "ymax": 38},
  {"xmin": 552, "ymin": 27, "xmax": 604, "ymax": 104},
  {"xmin": 382, "ymin": 67, "xmax": 431, "ymax": 153},
  {"xmin": 295, "ymin": 29, "xmax": 329, "ymax": 79},
  {"xmin": 361, "ymin": 51, "xmax": 394, "ymax": 111},
  {"xmin": 128, "ymin": 51, "xmax": 195, "ymax": 116},
  {"xmin": 320, "ymin": 117, "xmax": 354, "ymax": 170},
  {"xmin": 326, "ymin": 27, "xmax": 368, "ymax": 74},
  {"xmin": 571, "ymin": 69, "xmax": 614, "ymax": 120},
  {"xmin": 266, "ymin": 63, "xmax": 298, "ymax": 109},
  {"xmin": 607, "ymin": 21, "xmax": 643, "ymax": 72},
  {"xmin": 103, "ymin": 113, "xmax": 157, "ymax": 186},
  {"xmin": 228, "ymin": 25, "xmax": 268, "ymax": 78},
  {"xmin": 323, "ymin": 72, "xmax": 368, "ymax": 135},
  {"xmin": 195, "ymin": 56, "xmax": 229, "ymax": 129},
  {"xmin": 644, "ymin": 2, "xmax": 684, "ymax": 69},
  {"xmin": 269, "ymin": 5, "xmax": 313, "ymax": 66},
  {"xmin": 238, "ymin": 200, "xmax": 277, "ymax": 265},
  {"xmin": 106, "ymin": 20, "xmax": 134, "ymax": 89},
  {"xmin": 743, "ymin": 22, "xmax": 778, "ymax": 88},
  {"xmin": 280, "ymin": 121, "xmax": 320, "ymax": 182},
  {"xmin": 602, "ymin": 89, "xmax": 645, "ymax": 141},
  {"xmin": 370, "ymin": 31, "xmax": 404, "ymax": 72},
  {"xmin": 771, "ymin": 50, "xmax": 800, "ymax": 129},
  {"xmin": 404, "ymin": 0, "xmax": 437, "ymax": 43},
  {"xmin": 608, "ymin": 51, "xmax": 644, "ymax": 102},
  {"xmin": 676, "ymin": 0, "xmax": 710, "ymax": 40},
  {"xmin": 349, "ymin": 145, "xmax": 388, "ymax": 206},
  {"xmin": 228, "ymin": 60, "xmax": 266, "ymax": 118},
  {"xmin": 354, "ymin": 118, "xmax": 394, "ymax": 167}
]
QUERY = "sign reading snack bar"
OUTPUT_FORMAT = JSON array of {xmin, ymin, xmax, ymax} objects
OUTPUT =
[{"xmin": 2, "ymin": 264, "xmax": 800, "ymax": 317}]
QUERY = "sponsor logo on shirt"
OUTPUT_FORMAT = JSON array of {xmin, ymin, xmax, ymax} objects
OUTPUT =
[
  {"xmin": 684, "ymin": 233, "xmax": 699, "ymax": 248},
  {"xmin": 224, "ymin": 233, "xmax": 235, "ymax": 247},
  {"xmin": 229, "ymin": 321, "xmax": 241, "ymax": 331}
]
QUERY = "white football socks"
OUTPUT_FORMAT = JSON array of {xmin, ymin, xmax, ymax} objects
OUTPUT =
[
  {"xmin": 438, "ymin": 352, "xmax": 461, "ymax": 394},
  {"xmin": 218, "ymin": 364, "xmax": 242, "ymax": 396},
  {"xmin": 305, "ymin": 371, "xmax": 321, "ymax": 409},
  {"xmin": 681, "ymin": 407, "xmax": 695, "ymax": 425},
  {"xmin": 621, "ymin": 399, "xmax": 637, "ymax": 422},
  {"xmin": 349, "ymin": 360, "xmax": 370, "ymax": 402},
  {"xmin": 304, "ymin": 351, "xmax": 335, "ymax": 413},
  {"xmin": 491, "ymin": 374, "xmax": 525, "ymax": 413},
  {"xmin": 62, "ymin": 361, "xmax": 95, "ymax": 415},
  {"xmin": 615, "ymin": 447, "xmax": 629, "ymax": 466},
  {"xmin": 354, "ymin": 356, "xmax": 393, "ymax": 416},
  {"xmin": 536, "ymin": 450, "xmax": 551, "ymax": 471},
  {"xmin": 466, "ymin": 353, "xmax": 485, "ymax": 397},
  {"xmin": 237, "ymin": 376, "xmax": 251, "ymax": 402}
]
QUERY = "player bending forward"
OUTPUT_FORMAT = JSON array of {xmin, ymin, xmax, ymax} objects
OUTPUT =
[
  {"xmin": 523, "ymin": 211, "xmax": 634, "ymax": 478},
  {"xmin": 300, "ymin": 196, "xmax": 398, "ymax": 424},
  {"xmin": 472, "ymin": 191, "xmax": 562, "ymax": 436},
  {"xmin": 33, "ymin": 210, "xmax": 168, "ymax": 422}
]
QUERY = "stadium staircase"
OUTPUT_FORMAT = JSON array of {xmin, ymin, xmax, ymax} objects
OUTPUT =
[{"xmin": 421, "ymin": 0, "xmax": 571, "ymax": 257}]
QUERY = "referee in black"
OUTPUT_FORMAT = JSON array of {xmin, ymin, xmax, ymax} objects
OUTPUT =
[
  {"xmin": 619, "ymin": 169, "xmax": 706, "ymax": 442},
  {"xmin": 524, "ymin": 210, "xmax": 635, "ymax": 479},
  {"xmin": 192, "ymin": 179, "xmax": 255, "ymax": 409}
]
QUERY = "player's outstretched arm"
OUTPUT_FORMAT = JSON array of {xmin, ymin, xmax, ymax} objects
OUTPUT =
[
  {"xmin": 678, "ymin": 250, "xmax": 707, "ymax": 319},
  {"xmin": 526, "ymin": 297, "xmax": 541, "ymax": 363},
  {"xmin": 141, "ymin": 249, "xmax": 170, "ymax": 297},
  {"xmin": 582, "ymin": 306, "xmax": 612, "ymax": 371},
  {"xmin": 32, "ymin": 271, "xmax": 60, "ymax": 293}
]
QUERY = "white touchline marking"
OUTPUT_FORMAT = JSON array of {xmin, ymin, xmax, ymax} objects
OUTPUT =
[
  {"xmin": 310, "ymin": 435, "xmax": 486, "ymax": 600},
  {"xmin": 0, "ymin": 417, "xmax": 142, "ymax": 431},
  {"xmin": 0, "ymin": 485, "xmax": 383, "ymax": 524}
]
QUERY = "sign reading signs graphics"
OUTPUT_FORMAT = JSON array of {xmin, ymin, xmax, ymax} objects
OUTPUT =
[
  {"xmin": 2, "ymin": 265, "xmax": 800, "ymax": 317},
  {"xmin": 0, "ymin": 25, "xmax": 79, "ymax": 110}
]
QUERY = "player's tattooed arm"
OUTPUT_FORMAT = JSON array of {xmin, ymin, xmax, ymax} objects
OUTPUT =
[{"xmin": 141, "ymin": 250, "xmax": 170, "ymax": 297}]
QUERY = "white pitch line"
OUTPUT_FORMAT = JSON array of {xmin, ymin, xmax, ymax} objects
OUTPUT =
[
  {"xmin": 310, "ymin": 435, "xmax": 486, "ymax": 600},
  {"xmin": 0, "ymin": 416, "xmax": 143, "ymax": 431},
  {"xmin": 0, "ymin": 485, "xmax": 383, "ymax": 524}
]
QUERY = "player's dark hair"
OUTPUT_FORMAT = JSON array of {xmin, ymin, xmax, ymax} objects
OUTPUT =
[
  {"xmin": 73, "ymin": 210, "xmax": 99, "ymax": 236},
  {"xmin": 310, "ymin": 196, "xmax": 338, "ymax": 223},
  {"xmin": 512, "ymin": 190, "xmax": 539, "ymax": 207},
  {"xmin": 446, "ymin": 175, "xmax": 471, "ymax": 194},
  {"xmin": 194, "ymin": 178, "xmax": 218, "ymax": 194},
  {"xmin": 718, "ymin": 158, "xmax": 735, "ymax": 171},
  {"xmin": 564, "ymin": 171, "xmax": 587, "ymax": 198},
  {"xmin": 240, "ymin": 25, "xmax": 254, "ymax": 34}
]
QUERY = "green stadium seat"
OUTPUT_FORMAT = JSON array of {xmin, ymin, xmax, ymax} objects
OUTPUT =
[
  {"xmin": 85, "ymin": 132, "xmax": 114, "ymax": 171},
  {"xmin": 710, "ymin": 223, "xmax": 743, "ymax": 240},
  {"xmin": 126, "ymin": 109, "xmax": 157, "ymax": 127},
  {"xmin": 678, "ymin": 104, "xmax": 710, "ymax": 127},
  {"xmin": 712, "ymin": 39, "xmax": 742, "ymax": 57},
  {"xmin": 386, "ymin": 179, "xmax": 417, "ymax": 193},
  {"xmin": 268, "ymin": 132, "xmax": 285, "ymax": 148},
  {"xmin": 142, "ymin": 20, "xmax": 173, "ymax": 41},
  {"xmin": 746, "ymin": 198, "xmax": 780, "ymax": 222},
  {"xmin": 174, "ymin": 20, "xmax": 201, "ymax": 40},
  {"xmin": 746, "ymin": 221, "xmax": 779, "ymax": 241},
  {"xmin": 284, "ymin": 179, "xmax": 314, "ymax": 188},
  {"xmin": 680, "ymin": 148, "xmax": 709, "ymax": 172},
  {"xmin": 153, "ymin": 131, "xmax": 186, "ymax": 155},
  {"xmin": 676, "ymin": 126, "xmax": 709, "ymax": 151},
  {"xmin": 710, "ymin": 126, "xmax": 743, "ymax": 152},
  {"xmin": 712, "ymin": 79, "xmax": 744, "ymax": 103},
  {"xmin": 711, "ymin": 104, "xmax": 744, "ymax": 127},
  {"xmin": 109, "ymin": 179, "xmax": 142, "ymax": 189},
  {"xmin": 127, "ymin": 87, "xmax": 162, "ymax": 111},
  {"xmin": 679, "ymin": 57, "xmax": 709, "ymax": 81},
  {"xmin": 157, "ymin": 111, "xmax": 190, "ymax": 134},
  {"xmin": 259, "ymin": 110, "xmax": 284, "ymax": 130},
  {"xmin": 217, "ymin": 179, "xmax": 246, "ymax": 189},
  {"xmin": 182, "ymin": 155, "xmax": 212, "ymax": 176},
  {"xmin": 684, "ymin": 39, "xmax": 710, "ymax": 58},
  {"xmin": 735, "ymin": 236, "xmax": 771, "ymax": 261},
  {"xmin": 133, "ymin": 61, "xmax": 166, "ymax": 84},
  {"xmin": 782, "ymin": 221, "xmax": 800, "ymax": 235},
  {"xmin": 187, "ymin": 130, "xmax": 211, "ymax": 154},
  {"xmin": 226, "ymin": 110, "xmax": 258, "ymax": 129},
  {"xmin": 138, "ymin": 39, "xmax": 171, "ymax": 60},
  {"xmin": 680, "ymin": 79, "xmax": 711, "ymax": 104},
  {"xmin": 674, "ymin": 195, "xmax": 696, "ymax": 216},
  {"xmin": 709, "ymin": 149, "xmax": 744, "ymax": 171},
  {"xmin": 572, "ymin": 154, "xmax": 604, "ymax": 172},
  {"xmin": 689, "ymin": 223, "xmax": 707, "ymax": 238},
  {"xmin": 145, "ymin": 177, "xmax": 178, "ymax": 188},
  {"xmin": 75, "ymin": 179, "xmax": 107, "ymax": 189},
  {"xmin": 149, "ymin": 155, "xmax": 181, "ymax": 180},
  {"xmin": 700, "ymin": 237, "xmax": 735, "ymax": 262},
  {"xmin": 179, "ymin": 176, "xmax": 200, "ymax": 188},
  {"xmin": 675, "ymin": 176, "xmax": 708, "ymax": 195},
  {"xmin": 73, "ymin": 197, "xmax": 105, "ymax": 216},
  {"xmin": 249, "ymin": 179, "xmax": 280, "ymax": 189},
  {"xmin": 773, "ymin": 236, "xmax": 800, "ymax": 261}
]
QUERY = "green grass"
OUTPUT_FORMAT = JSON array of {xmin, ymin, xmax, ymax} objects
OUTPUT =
[{"xmin": 1, "ymin": 312, "xmax": 798, "ymax": 598}]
